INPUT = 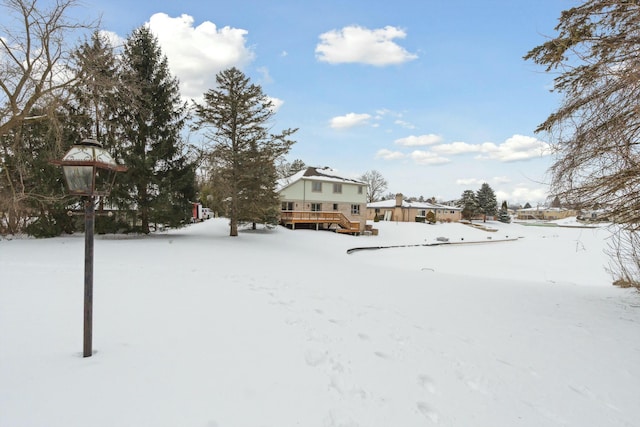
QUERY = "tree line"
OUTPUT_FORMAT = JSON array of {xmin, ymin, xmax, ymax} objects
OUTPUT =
[{"xmin": 0, "ymin": 0, "xmax": 295, "ymax": 237}]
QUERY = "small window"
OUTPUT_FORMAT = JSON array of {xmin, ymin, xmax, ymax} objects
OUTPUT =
[
  {"xmin": 333, "ymin": 203, "xmax": 339, "ymax": 211},
  {"xmin": 281, "ymin": 202, "xmax": 294, "ymax": 211},
  {"xmin": 351, "ymin": 204, "xmax": 360, "ymax": 215},
  {"xmin": 311, "ymin": 203, "xmax": 322, "ymax": 212},
  {"xmin": 312, "ymin": 181, "xmax": 322, "ymax": 192},
  {"xmin": 333, "ymin": 183, "xmax": 342, "ymax": 194},
  {"xmin": 358, "ymin": 185, "xmax": 363, "ymax": 194}
]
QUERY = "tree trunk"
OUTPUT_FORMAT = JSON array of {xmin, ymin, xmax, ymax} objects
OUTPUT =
[{"xmin": 230, "ymin": 217, "xmax": 238, "ymax": 236}]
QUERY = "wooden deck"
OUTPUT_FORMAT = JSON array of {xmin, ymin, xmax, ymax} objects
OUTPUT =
[{"xmin": 280, "ymin": 211, "xmax": 361, "ymax": 234}]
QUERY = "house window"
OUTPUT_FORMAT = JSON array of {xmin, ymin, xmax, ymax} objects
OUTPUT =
[
  {"xmin": 418, "ymin": 210, "xmax": 426, "ymax": 217},
  {"xmin": 333, "ymin": 203, "xmax": 339, "ymax": 211},
  {"xmin": 312, "ymin": 181, "xmax": 322, "ymax": 192},
  {"xmin": 358, "ymin": 185, "xmax": 363, "ymax": 194},
  {"xmin": 281, "ymin": 202, "xmax": 294, "ymax": 211},
  {"xmin": 351, "ymin": 204, "xmax": 360, "ymax": 215},
  {"xmin": 333, "ymin": 183, "xmax": 342, "ymax": 194},
  {"xmin": 311, "ymin": 203, "xmax": 322, "ymax": 212}
]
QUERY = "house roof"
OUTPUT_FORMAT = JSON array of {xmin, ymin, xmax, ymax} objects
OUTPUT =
[
  {"xmin": 517, "ymin": 206, "xmax": 572, "ymax": 212},
  {"xmin": 277, "ymin": 167, "xmax": 366, "ymax": 191},
  {"xmin": 367, "ymin": 199, "xmax": 462, "ymax": 211}
]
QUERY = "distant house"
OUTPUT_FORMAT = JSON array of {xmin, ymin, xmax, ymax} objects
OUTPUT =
[
  {"xmin": 577, "ymin": 209, "xmax": 610, "ymax": 222},
  {"xmin": 367, "ymin": 193, "xmax": 462, "ymax": 223},
  {"xmin": 278, "ymin": 167, "xmax": 367, "ymax": 234},
  {"xmin": 515, "ymin": 206, "xmax": 577, "ymax": 221}
]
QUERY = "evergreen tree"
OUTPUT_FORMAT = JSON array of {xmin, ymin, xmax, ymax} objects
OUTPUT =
[
  {"xmin": 114, "ymin": 26, "xmax": 196, "ymax": 233},
  {"xmin": 193, "ymin": 67, "xmax": 296, "ymax": 236},
  {"xmin": 498, "ymin": 200, "xmax": 511, "ymax": 224},
  {"xmin": 0, "ymin": 0, "xmax": 95, "ymax": 234},
  {"xmin": 525, "ymin": 1, "xmax": 640, "ymax": 285},
  {"xmin": 71, "ymin": 31, "xmax": 120, "ymax": 142},
  {"xmin": 456, "ymin": 189, "xmax": 478, "ymax": 220},
  {"xmin": 276, "ymin": 158, "xmax": 306, "ymax": 179},
  {"xmin": 1, "ymin": 109, "xmax": 75, "ymax": 236},
  {"xmin": 476, "ymin": 183, "xmax": 498, "ymax": 222}
]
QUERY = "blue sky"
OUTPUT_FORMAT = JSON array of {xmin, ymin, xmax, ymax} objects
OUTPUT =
[{"xmin": 77, "ymin": 0, "xmax": 576, "ymax": 205}]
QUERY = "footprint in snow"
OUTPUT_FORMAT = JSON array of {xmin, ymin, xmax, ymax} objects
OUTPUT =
[
  {"xmin": 417, "ymin": 374, "xmax": 436, "ymax": 394},
  {"xmin": 416, "ymin": 401, "xmax": 439, "ymax": 423}
]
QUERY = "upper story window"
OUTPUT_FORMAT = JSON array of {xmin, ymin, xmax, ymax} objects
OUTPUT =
[
  {"xmin": 312, "ymin": 181, "xmax": 322, "ymax": 192},
  {"xmin": 281, "ymin": 202, "xmax": 294, "ymax": 211},
  {"xmin": 311, "ymin": 203, "xmax": 322, "ymax": 212},
  {"xmin": 358, "ymin": 186, "xmax": 363, "ymax": 194},
  {"xmin": 333, "ymin": 183, "xmax": 342, "ymax": 194}
]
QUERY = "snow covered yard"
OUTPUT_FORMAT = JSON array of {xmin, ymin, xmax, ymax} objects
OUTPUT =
[{"xmin": 1, "ymin": 218, "xmax": 639, "ymax": 427}]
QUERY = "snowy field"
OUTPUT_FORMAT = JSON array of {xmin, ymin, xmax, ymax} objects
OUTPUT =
[{"xmin": 1, "ymin": 218, "xmax": 639, "ymax": 427}]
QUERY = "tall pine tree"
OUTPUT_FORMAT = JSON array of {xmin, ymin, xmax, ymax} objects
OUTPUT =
[
  {"xmin": 114, "ymin": 26, "xmax": 196, "ymax": 233},
  {"xmin": 456, "ymin": 189, "xmax": 478, "ymax": 220},
  {"xmin": 476, "ymin": 183, "xmax": 498, "ymax": 223},
  {"xmin": 193, "ymin": 67, "xmax": 296, "ymax": 236}
]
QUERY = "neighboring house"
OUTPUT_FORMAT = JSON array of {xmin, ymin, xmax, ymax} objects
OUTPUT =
[
  {"xmin": 515, "ymin": 206, "xmax": 577, "ymax": 220},
  {"xmin": 577, "ymin": 209, "xmax": 611, "ymax": 222},
  {"xmin": 367, "ymin": 193, "xmax": 462, "ymax": 223},
  {"xmin": 278, "ymin": 167, "xmax": 367, "ymax": 234}
]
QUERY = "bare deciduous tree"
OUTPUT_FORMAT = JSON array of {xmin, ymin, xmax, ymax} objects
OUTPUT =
[
  {"xmin": 360, "ymin": 170, "xmax": 387, "ymax": 203},
  {"xmin": 0, "ymin": 0, "xmax": 92, "ymax": 136},
  {"xmin": 0, "ymin": 0, "xmax": 95, "ymax": 233},
  {"xmin": 525, "ymin": 0, "xmax": 640, "ymax": 287}
]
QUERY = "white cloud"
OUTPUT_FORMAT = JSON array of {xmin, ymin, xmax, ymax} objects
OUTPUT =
[
  {"xmin": 99, "ymin": 30, "xmax": 125, "ymax": 49},
  {"xmin": 257, "ymin": 66, "xmax": 273, "ymax": 84},
  {"xmin": 330, "ymin": 112, "xmax": 371, "ymax": 129},
  {"xmin": 395, "ymin": 134, "xmax": 442, "ymax": 147},
  {"xmin": 476, "ymin": 135, "xmax": 551, "ymax": 162},
  {"xmin": 410, "ymin": 150, "xmax": 450, "ymax": 165},
  {"xmin": 457, "ymin": 176, "xmax": 510, "ymax": 187},
  {"xmin": 315, "ymin": 25, "xmax": 418, "ymax": 66},
  {"xmin": 394, "ymin": 120, "xmax": 416, "ymax": 129},
  {"xmin": 430, "ymin": 134, "xmax": 551, "ymax": 162},
  {"xmin": 432, "ymin": 141, "xmax": 480, "ymax": 154},
  {"xmin": 493, "ymin": 176, "xmax": 511, "ymax": 184},
  {"xmin": 510, "ymin": 186, "xmax": 549, "ymax": 204},
  {"xmin": 454, "ymin": 183, "xmax": 548, "ymax": 204},
  {"xmin": 376, "ymin": 149, "xmax": 405, "ymax": 160},
  {"xmin": 456, "ymin": 178, "xmax": 481, "ymax": 186},
  {"xmin": 146, "ymin": 13, "xmax": 255, "ymax": 99},
  {"xmin": 268, "ymin": 97, "xmax": 284, "ymax": 113}
]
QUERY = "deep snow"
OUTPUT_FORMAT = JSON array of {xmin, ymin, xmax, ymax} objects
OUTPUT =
[{"xmin": 1, "ymin": 218, "xmax": 639, "ymax": 427}]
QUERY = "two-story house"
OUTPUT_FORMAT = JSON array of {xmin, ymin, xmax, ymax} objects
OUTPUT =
[{"xmin": 278, "ymin": 167, "xmax": 367, "ymax": 234}]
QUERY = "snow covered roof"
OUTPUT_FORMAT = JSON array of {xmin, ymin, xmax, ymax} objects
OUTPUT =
[
  {"xmin": 367, "ymin": 199, "xmax": 462, "ymax": 211},
  {"xmin": 518, "ymin": 206, "xmax": 572, "ymax": 212},
  {"xmin": 277, "ymin": 167, "xmax": 366, "ymax": 191}
]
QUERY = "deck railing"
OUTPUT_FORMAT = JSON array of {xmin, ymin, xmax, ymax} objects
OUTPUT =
[{"xmin": 280, "ymin": 211, "xmax": 361, "ymax": 232}]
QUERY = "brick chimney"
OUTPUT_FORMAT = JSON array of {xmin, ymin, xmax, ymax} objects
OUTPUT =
[{"xmin": 395, "ymin": 193, "xmax": 403, "ymax": 207}]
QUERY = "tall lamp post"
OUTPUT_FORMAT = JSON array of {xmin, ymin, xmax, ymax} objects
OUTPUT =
[{"xmin": 52, "ymin": 138, "xmax": 127, "ymax": 357}]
